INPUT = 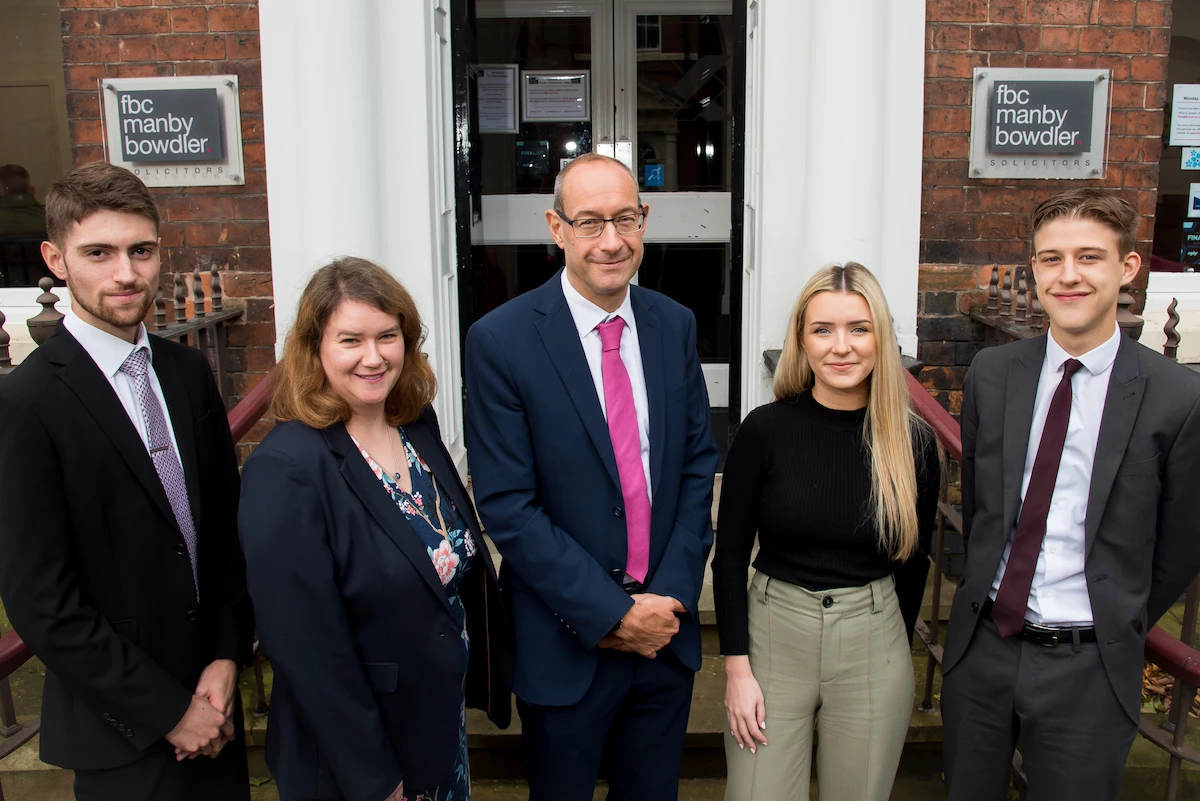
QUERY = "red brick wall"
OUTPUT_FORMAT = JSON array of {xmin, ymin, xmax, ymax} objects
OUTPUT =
[
  {"xmin": 917, "ymin": 0, "xmax": 1172, "ymax": 415},
  {"xmin": 59, "ymin": 0, "xmax": 275, "ymax": 455}
]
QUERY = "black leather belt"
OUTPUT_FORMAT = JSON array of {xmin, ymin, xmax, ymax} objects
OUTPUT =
[{"xmin": 980, "ymin": 598, "xmax": 1097, "ymax": 647}]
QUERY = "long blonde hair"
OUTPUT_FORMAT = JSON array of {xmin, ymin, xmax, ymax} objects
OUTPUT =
[{"xmin": 774, "ymin": 262, "xmax": 928, "ymax": 561}]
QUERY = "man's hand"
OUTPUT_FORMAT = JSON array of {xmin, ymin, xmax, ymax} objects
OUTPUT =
[
  {"xmin": 165, "ymin": 695, "xmax": 227, "ymax": 760},
  {"xmin": 195, "ymin": 659, "xmax": 239, "ymax": 718},
  {"xmin": 598, "ymin": 593, "xmax": 683, "ymax": 658}
]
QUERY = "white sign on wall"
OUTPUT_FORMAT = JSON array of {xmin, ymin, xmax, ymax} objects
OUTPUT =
[
  {"xmin": 1171, "ymin": 84, "xmax": 1200, "ymax": 147},
  {"xmin": 100, "ymin": 76, "xmax": 246, "ymax": 187},
  {"xmin": 1190, "ymin": 184, "xmax": 1200, "ymax": 219}
]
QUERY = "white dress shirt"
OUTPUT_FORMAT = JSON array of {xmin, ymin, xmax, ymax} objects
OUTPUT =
[
  {"xmin": 64, "ymin": 314, "xmax": 184, "ymax": 467},
  {"xmin": 560, "ymin": 269, "xmax": 652, "ymax": 502},
  {"xmin": 989, "ymin": 324, "xmax": 1121, "ymax": 626}
]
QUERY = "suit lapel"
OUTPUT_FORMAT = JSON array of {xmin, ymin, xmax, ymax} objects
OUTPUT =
[
  {"xmin": 46, "ymin": 327, "xmax": 179, "ymax": 530},
  {"xmin": 325, "ymin": 424, "xmax": 454, "ymax": 615},
  {"xmin": 533, "ymin": 278, "xmax": 621, "ymax": 489},
  {"xmin": 631, "ymin": 288, "xmax": 666, "ymax": 499},
  {"xmin": 1084, "ymin": 337, "xmax": 1144, "ymax": 556},
  {"xmin": 151, "ymin": 339, "xmax": 202, "ymax": 524},
  {"xmin": 1001, "ymin": 337, "xmax": 1045, "ymax": 537}
]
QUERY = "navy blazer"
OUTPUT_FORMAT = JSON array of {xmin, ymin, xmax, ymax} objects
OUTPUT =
[
  {"xmin": 239, "ymin": 406, "xmax": 513, "ymax": 801},
  {"xmin": 464, "ymin": 272, "xmax": 719, "ymax": 706}
]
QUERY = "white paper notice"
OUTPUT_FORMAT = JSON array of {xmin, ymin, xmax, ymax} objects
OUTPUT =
[
  {"xmin": 1171, "ymin": 85, "xmax": 1200, "ymax": 147},
  {"xmin": 477, "ymin": 66, "xmax": 517, "ymax": 133},
  {"xmin": 523, "ymin": 72, "xmax": 590, "ymax": 122}
]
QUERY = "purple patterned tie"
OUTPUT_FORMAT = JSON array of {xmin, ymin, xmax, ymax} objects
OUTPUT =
[{"xmin": 120, "ymin": 347, "xmax": 198, "ymax": 597}]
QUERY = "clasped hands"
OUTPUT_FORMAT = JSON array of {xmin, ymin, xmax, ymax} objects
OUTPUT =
[
  {"xmin": 167, "ymin": 658, "xmax": 239, "ymax": 761},
  {"xmin": 598, "ymin": 593, "xmax": 684, "ymax": 658}
]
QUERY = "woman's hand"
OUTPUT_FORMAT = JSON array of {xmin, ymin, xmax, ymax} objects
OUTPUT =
[
  {"xmin": 724, "ymin": 655, "xmax": 767, "ymax": 753},
  {"xmin": 384, "ymin": 781, "xmax": 404, "ymax": 801}
]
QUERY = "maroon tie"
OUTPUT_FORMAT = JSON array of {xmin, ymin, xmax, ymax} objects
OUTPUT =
[{"xmin": 992, "ymin": 357, "xmax": 1084, "ymax": 637}]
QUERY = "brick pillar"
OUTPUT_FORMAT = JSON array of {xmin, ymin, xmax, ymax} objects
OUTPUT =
[{"xmin": 60, "ymin": 0, "xmax": 275, "ymax": 455}]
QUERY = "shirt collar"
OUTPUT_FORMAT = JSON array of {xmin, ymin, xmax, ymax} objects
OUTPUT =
[
  {"xmin": 560, "ymin": 269, "xmax": 635, "ymax": 338},
  {"xmin": 64, "ymin": 314, "xmax": 151, "ymax": 380},
  {"xmin": 1046, "ymin": 323, "xmax": 1120, "ymax": 377}
]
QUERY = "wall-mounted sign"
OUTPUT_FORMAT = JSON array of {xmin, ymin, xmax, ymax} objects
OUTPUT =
[
  {"xmin": 969, "ymin": 68, "xmax": 1110, "ymax": 180},
  {"xmin": 1184, "ymin": 147, "xmax": 1200, "ymax": 171},
  {"xmin": 1171, "ymin": 85, "xmax": 1200, "ymax": 147},
  {"xmin": 1182, "ymin": 221, "xmax": 1200, "ymax": 269},
  {"xmin": 645, "ymin": 163, "xmax": 664, "ymax": 187},
  {"xmin": 988, "ymin": 81, "xmax": 1093, "ymax": 152},
  {"xmin": 476, "ymin": 64, "xmax": 519, "ymax": 134},
  {"xmin": 100, "ymin": 76, "xmax": 245, "ymax": 187},
  {"xmin": 1190, "ymin": 184, "xmax": 1200, "ymax": 219},
  {"xmin": 522, "ymin": 71, "xmax": 590, "ymax": 123}
]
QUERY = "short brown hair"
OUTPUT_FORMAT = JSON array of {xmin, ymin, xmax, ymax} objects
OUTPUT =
[
  {"xmin": 1031, "ymin": 189, "xmax": 1138, "ymax": 258},
  {"xmin": 271, "ymin": 257, "xmax": 436, "ymax": 429},
  {"xmin": 43, "ymin": 162, "xmax": 159, "ymax": 246}
]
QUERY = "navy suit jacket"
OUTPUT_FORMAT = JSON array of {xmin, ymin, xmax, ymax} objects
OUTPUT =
[
  {"xmin": 239, "ymin": 407, "xmax": 513, "ymax": 801},
  {"xmin": 465, "ymin": 272, "xmax": 719, "ymax": 706}
]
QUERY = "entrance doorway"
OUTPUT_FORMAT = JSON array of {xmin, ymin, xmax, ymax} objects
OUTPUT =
[{"xmin": 455, "ymin": 0, "xmax": 739, "ymax": 455}]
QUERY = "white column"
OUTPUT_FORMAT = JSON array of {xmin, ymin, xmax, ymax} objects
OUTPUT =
[
  {"xmin": 259, "ymin": 0, "xmax": 465, "ymax": 463},
  {"xmin": 743, "ymin": 0, "xmax": 926, "ymax": 411}
]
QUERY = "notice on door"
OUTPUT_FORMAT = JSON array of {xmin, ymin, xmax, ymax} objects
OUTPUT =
[
  {"xmin": 522, "ymin": 71, "xmax": 590, "ymax": 122},
  {"xmin": 1171, "ymin": 85, "xmax": 1200, "ymax": 147},
  {"xmin": 476, "ymin": 64, "xmax": 518, "ymax": 133}
]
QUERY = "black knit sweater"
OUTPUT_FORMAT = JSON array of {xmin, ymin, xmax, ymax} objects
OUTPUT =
[{"xmin": 713, "ymin": 390, "xmax": 941, "ymax": 655}]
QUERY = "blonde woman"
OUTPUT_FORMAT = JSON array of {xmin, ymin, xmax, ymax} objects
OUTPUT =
[{"xmin": 712, "ymin": 262, "xmax": 940, "ymax": 800}]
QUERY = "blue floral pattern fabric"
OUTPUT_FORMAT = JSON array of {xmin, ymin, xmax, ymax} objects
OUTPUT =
[{"xmin": 355, "ymin": 427, "xmax": 476, "ymax": 801}]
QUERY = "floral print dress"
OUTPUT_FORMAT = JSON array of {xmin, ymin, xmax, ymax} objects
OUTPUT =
[{"xmin": 355, "ymin": 428, "xmax": 477, "ymax": 801}]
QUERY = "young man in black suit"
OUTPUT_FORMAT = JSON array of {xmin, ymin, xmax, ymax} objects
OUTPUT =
[
  {"xmin": 942, "ymin": 188, "xmax": 1200, "ymax": 800},
  {"xmin": 0, "ymin": 162, "xmax": 253, "ymax": 801}
]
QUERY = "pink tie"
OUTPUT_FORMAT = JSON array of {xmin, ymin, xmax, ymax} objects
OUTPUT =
[{"xmin": 596, "ymin": 317, "xmax": 650, "ymax": 583}]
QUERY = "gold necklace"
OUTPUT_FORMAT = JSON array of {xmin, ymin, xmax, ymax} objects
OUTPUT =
[{"xmin": 387, "ymin": 428, "xmax": 404, "ymax": 481}]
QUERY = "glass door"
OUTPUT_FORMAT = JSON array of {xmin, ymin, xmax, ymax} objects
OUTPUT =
[{"xmin": 464, "ymin": 0, "xmax": 734, "ymax": 410}]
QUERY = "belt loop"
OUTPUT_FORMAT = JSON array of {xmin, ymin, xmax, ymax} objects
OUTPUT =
[
  {"xmin": 756, "ymin": 573, "xmax": 770, "ymax": 604},
  {"xmin": 871, "ymin": 578, "xmax": 884, "ymax": 614},
  {"xmin": 1071, "ymin": 627, "xmax": 1082, "ymax": 654}
]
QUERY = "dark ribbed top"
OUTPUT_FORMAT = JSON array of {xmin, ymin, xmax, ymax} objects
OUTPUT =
[{"xmin": 712, "ymin": 390, "xmax": 941, "ymax": 655}]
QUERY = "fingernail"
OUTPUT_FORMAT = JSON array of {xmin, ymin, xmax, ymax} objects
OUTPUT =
[
  {"xmin": 739, "ymin": 743, "xmax": 744, "ymax": 750},
  {"xmin": 750, "ymin": 747, "xmax": 756, "ymax": 754}
]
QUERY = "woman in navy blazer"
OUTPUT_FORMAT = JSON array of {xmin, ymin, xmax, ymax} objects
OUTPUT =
[{"xmin": 239, "ymin": 258, "xmax": 512, "ymax": 801}]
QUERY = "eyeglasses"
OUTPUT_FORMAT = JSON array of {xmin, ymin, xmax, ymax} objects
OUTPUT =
[{"xmin": 556, "ymin": 209, "xmax": 647, "ymax": 238}]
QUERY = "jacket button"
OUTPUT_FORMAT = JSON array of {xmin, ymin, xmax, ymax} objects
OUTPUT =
[
  {"xmin": 971, "ymin": 601, "xmax": 980, "ymax": 613},
  {"xmin": 822, "ymin": 596, "xmax": 833, "ymax": 609},
  {"xmin": 186, "ymin": 609, "xmax": 197, "ymax": 622},
  {"xmin": 175, "ymin": 544, "xmax": 187, "ymax": 556},
  {"xmin": 613, "ymin": 506, "xmax": 624, "ymax": 518}
]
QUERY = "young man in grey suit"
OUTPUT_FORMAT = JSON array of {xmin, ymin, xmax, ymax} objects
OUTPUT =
[{"xmin": 942, "ymin": 188, "xmax": 1200, "ymax": 801}]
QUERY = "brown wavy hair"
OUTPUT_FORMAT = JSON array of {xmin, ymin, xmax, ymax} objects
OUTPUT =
[
  {"xmin": 43, "ymin": 162, "xmax": 159, "ymax": 246},
  {"xmin": 271, "ymin": 257, "xmax": 436, "ymax": 428}
]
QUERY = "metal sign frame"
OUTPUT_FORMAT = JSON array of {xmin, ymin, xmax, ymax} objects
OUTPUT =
[
  {"xmin": 100, "ymin": 75, "xmax": 246, "ymax": 187},
  {"xmin": 969, "ymin": 67, "xmax": 1111, "ymax": 181}
]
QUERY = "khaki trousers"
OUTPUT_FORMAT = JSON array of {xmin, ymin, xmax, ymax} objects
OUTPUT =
[{"xmin": 724, "ymin": 573, "xmax": 913, "ymax": 801}]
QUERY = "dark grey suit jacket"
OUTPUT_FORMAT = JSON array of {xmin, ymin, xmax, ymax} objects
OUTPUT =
[{"xmin": 944, "ymin": 333, "xmax": 1200, "ymax": 721}]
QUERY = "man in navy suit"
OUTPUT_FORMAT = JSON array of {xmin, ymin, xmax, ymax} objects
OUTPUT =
[{"xmin": 465, "ymin": 153, "xmax": 718, "ymax": 801}]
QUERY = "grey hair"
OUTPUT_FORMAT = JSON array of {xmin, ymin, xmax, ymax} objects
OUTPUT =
[{"xmin": 552, "ymin": 152, "xmax": 642, "ymax": 214}]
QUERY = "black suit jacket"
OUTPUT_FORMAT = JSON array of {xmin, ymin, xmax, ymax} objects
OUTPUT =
[
  {"xmin": 0, "ymin": 322, "xmax": 252, "ymax": 769},
  {"xmin": 238, "ymin": 407, "xmax": 513, "ymax": 801},
  {"xmin": 945, "ymin": 333, "xmax": 1200, "ymax": 721}
]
